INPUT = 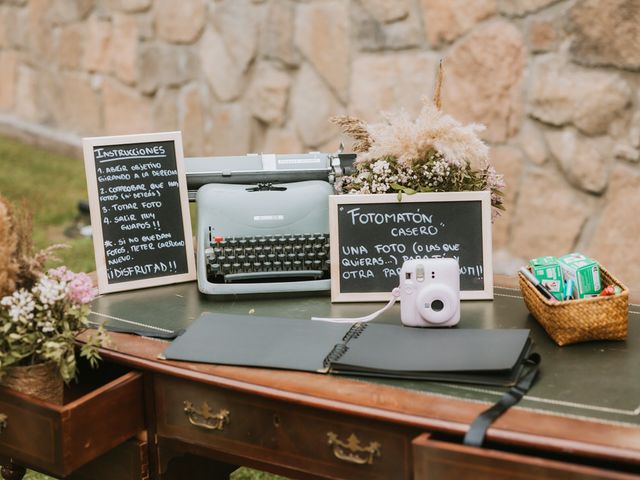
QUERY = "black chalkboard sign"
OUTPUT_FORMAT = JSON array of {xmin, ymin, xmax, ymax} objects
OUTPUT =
[
  {"xmin": 329, "ymin": 192, "xmax": 493, "ymax": 302},
  {"xmin": 83, "ymin": 132, "xmax": 196, "ymax": 293}
]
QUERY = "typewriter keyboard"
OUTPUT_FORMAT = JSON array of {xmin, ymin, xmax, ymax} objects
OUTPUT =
[{"xmin": 204, "ymin": 231, "xmax": 330, "ymax": 283}]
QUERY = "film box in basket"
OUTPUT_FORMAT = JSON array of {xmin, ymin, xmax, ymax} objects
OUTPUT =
[
  {"xmin": 557, "ymin": 253, "xmax": 601, "ymax": 299},
  {"xmin": 529, "ymin": 256, "xmax": 563, "ymax": 300}
]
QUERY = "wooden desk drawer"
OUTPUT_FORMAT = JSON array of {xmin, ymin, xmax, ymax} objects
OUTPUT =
[
  {"xmin": 412, "ymin": 433, "xmax": 639, "ymax": 480},
  {"xmin": 0, "ymin": 365, "xmax": 145, "ymax": 478},
  {"xmin": 155, "ymin": 375, "xmax": 413, "ymax": 480}
]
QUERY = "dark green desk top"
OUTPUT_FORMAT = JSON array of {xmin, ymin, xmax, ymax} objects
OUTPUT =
[{"xmin": 89, "ymin": 282, "xmax": 640, "ymax": 426}]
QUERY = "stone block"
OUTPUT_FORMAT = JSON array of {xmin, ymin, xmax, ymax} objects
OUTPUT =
[
  {"xmin": 152, "ymin": 88, "xmax": 179, "ymax": 132},
  {"xmin": 350, "ymin": 51, "xmax": 438, "ymax": 123},
  {"xmin": 517, "ymin": 120, "xmax": 547, "ymax": 165},
  {"xmin": 60, "ymin": 72, "xmax": 102, "ymax": 134},
  {"xmin": 262, "ymin": 127, "xmax": 303, "ymax": 154},
  {"xmin": 587, "ymin": 165, "xmax": 640, "ymax": 291},
  {"xmin": 527, "ymin": 18, "xmax": 557, "ymax": 53},
  {"xmin": 50, "ymin": 0, "xmax": 93, "ymax": 24},
  {"xmin": 295, "ymin": 0, "xmax": 350, "ymax": 102},
  {"xmin": 488, "ymin": 145, "xmax": 523, "ymax": 249},
  {"xmin": 498, "ymin": 0, "xmax": 559, "ymax": 17},
  {"xmin": 420, "ymin": 0, "xmax": 496, "ymax": 45},
  {"xmin": 56, "ymin": 23, "xmax": 85, "ymax": 69},
  {"xmin": 5, "ymin": 7, "xmax": 30, "ymax": 50},
  {"xmin": 28, "ymin": 0, "xmax": 54, "ymax": 58},
  {"xmin": 528, "ymin": 54, "xmax": 631, "ymax": 136},
  {"xmin": 15, "ymin": 64, "xmax": 40, "ymax": 122},
  {"xmin": 260, "ymin": 0, "xmax": 299, "ymax": 66},
  {"xmin": 0, "ymin": 50, "xmax": 18, "ymax": 111},
  {"xmin": 630, "ymin": 110, "xmax": 640, "ymax": 148},
  {"xmin": 83, "ymin": 15, "xmax": 112, "ymax": 73},
  {"xmin": 545, "ymin": 128, "xmax": 613, "ymax": 194},
  {"xmin": 510, "ymin": 168, "xmax": 590, "ymax": 259},
  {"xmin": 179, "ymin": 83, "xmax": 206, "ymax": 156},
  {"xmin": 212, "ymin": 0, "xmax": 258, "ymax": 73},
  {"xmin": 200, "ymin": 27, "xmax": 243, "ymax": 102},
  {"xmin": 568, "ymin": 0, "xmax": 640, "ymax": 71},
  {"xmin": 205, "ymin": 103, "xmax": 252, "ymax": 155},
  {"xmin": 352, "ymin": 0, "xmax": 422, "ymax": 51},
  {"xmin": 613, "ymin": 143, "xmax": 640, "ymax": 162},
  {"xmin": 441, "ymin": 21, "xmax": 525, "ymax": 143},
  {"xmin": 107, "ymin": 0, "xmax": 151, "ymax": 13},
  {"xmin": 360, "ymin": 0, "xmax": 411, "ymax": 23},
  {"xmin": 290, "ymin": 64, "xmax": 343, "ymax": 148},
  {"xmin": 103, "ymin": 78, "xmax": 153, "ymax": 135},
  {"xmin": 110, "ymin": 13, "xmax": 138, "ymax": 85},
  {"xmin": 247, "ymin": 62, "xmax": 290, "ymax": 126},
  {"xmin": 155, "ymin": 0, "xmax": 206, "ymax": 44},
  {"xmin": 0, "ymin": 7, "xmax": 8, "ymax": 48},
  {"xmin": 138, "ymin": 42, "xmax": 198, "ymax": 95}
]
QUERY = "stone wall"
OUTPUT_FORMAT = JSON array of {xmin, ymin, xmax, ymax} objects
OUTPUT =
[{"xmin": 1, "ymin": 0, "xmax": 640, "ymax": 288}]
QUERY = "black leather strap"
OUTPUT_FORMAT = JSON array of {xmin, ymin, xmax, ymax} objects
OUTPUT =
[{"xmin": 463, "ymin": 353, "xmax": 541, "ymax": 447}]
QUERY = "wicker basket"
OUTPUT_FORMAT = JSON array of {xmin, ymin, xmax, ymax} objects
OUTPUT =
[
  {"xmin": 518, "ymin": 265, "xmax": 629, "ymax": 346},
  {"xmin": 0, "ymin": 361, "xmax": 63, "ymax": 404}
]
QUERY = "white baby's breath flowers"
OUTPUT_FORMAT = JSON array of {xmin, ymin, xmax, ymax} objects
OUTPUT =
[
  {"xmin": 33, "ymin": 276, "xmax": 67, "ymax": 306},
  {"xmin": 1, "ymin": 290, "xmax": 35, "ymax": 323}
]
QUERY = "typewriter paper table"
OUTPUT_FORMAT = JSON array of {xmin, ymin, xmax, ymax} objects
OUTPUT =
[{"xmin": 77, "ymin": 282, "xmax": 640, "ymax": 479}]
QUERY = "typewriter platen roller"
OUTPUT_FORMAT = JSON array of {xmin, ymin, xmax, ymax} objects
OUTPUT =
[{"xmin": 185, "ymin": 152, "xmax": 355, "ymax": 199}]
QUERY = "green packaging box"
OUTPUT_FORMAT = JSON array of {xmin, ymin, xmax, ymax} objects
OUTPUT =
[
  {"xmin": 529, "ymin": 256, "xmax": 564, "ymax": 300},
  {"xmin": 557, "ymin": 252, "xmax": 602, "ymax": 299}
]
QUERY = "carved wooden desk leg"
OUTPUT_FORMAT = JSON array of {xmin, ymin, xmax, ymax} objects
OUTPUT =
[{"xmin": 0, "ymin": 461, "xmax": 26, "ymax": 480}]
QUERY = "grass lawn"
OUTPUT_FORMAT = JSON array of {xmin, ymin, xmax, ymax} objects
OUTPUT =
[{"xmin": 0, "ymin": 135, "xmax": 288, "ymax": 480}]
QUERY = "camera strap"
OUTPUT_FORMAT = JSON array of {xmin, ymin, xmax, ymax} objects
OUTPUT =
[
  {"xmin": 311, "ymin": 287, "xmax": 401, "ymax": 323},
  {"xmin": 463, "ymin": 352, "xmax": 541, "ymax": 448}
]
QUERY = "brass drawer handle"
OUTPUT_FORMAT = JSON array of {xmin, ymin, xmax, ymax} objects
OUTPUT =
[
  {"xmin": 327, "ymin": 432, "xmax": 381, "ymax": 465},
  {"xmin": 0, "ymin": 414, "xmax": 6, "ymax": 434},
  {"xmin": 183, "ymin": 401, "xmax": 229, "ymax": 431}
]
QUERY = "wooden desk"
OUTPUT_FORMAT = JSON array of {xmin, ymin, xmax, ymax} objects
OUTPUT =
[{"xmin": 2, "ymin": 281, "xmax": 640, "ymax": 479}]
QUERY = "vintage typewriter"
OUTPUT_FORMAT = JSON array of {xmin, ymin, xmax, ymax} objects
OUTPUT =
[{"xmin": 186, "ymin": 152, "xmax": 355, "ymax": 295}]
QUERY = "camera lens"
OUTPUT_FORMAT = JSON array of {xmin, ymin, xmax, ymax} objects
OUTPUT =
[{"xmin": 430, "ymin": 299, "xmax": 444, "ymax": 312}]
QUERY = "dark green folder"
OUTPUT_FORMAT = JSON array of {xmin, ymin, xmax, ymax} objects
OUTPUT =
[{"xmin": 161, "ymin": 313, "xmax": 534, "ymax": 387}]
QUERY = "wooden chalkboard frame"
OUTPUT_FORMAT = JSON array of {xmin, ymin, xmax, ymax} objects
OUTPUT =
[
  {"xmin": 329, "ymin": 191, "xmax": 493, "ymax": 302},
  {"xmin": 83, "ymin": 131, "xmax": 196, "ymax": 294}
]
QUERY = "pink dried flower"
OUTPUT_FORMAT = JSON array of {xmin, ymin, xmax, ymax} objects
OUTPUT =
[
  {"xmin": 68, "ymin": 272, "xmax": 97, "ymax": 305},
  {"xmin": 47, "ymin": 267, "xmax": 97, "ymax": 305}
]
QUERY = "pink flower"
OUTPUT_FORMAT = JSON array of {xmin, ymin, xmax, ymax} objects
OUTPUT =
[
  {"xmin": 67, "ymin": 272, "xmax": 98, "ymax": 304},
  {"xmin": 47, "ymin": 267, "xmax": 97, "ymax": 304},
  {"xmin": 48, "ymin": 266, "xmax": 75, "ymax": 283}
]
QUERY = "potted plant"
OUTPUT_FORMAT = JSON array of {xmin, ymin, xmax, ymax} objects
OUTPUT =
[{"xmin": 0, "ymin": 196, "xmax": 108, "ymax": 404}]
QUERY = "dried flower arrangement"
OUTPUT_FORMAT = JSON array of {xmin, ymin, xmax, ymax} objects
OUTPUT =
[
  {"xmin": 0, "ymin": 196, "xmax": 108, "ymax": 384},
  {"xmin": 331, "ymin": 66, "xmax": 505, "ymax": 219}
]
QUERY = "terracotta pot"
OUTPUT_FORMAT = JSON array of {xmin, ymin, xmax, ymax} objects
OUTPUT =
[{"xmin": 0, "ymin": 361, "xmax": 64, "ymax": 405}]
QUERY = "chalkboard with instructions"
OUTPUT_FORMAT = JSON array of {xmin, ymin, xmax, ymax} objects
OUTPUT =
[
  {"xmin": 83, "ymin": 132, "xmax": 196, "ymax": 294},
  {"xmin": 329, "ymin": 191, "xmax": 493, "ymax": 302}
]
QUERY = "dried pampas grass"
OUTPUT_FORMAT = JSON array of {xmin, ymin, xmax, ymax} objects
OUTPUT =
[
  {"xmin": 0, "ymin": 197, "xmax": 18, "ymax": 298},
  {"xmin": 329, "ymin": 116, "xmax": 372, "ymax": 153},
  {"xmin": 357, "ymin": 98, "xmax": 489, "ymax": 169},
  {"xmin": 0, "ymin": 196, "xmax": 65, "ymax": 295}
]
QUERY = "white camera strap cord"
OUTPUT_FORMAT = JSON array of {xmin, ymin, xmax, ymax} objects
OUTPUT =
[{"xmin": 311, "ymin": 287, "xmax": 401, "ymax": 323}]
